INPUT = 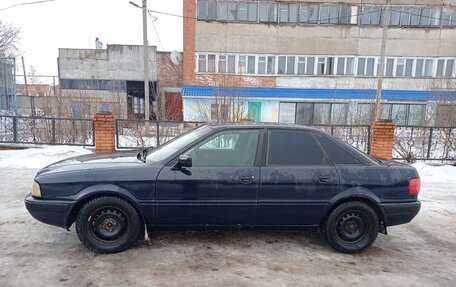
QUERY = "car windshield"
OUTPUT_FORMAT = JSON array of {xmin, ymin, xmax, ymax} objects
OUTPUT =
[{"xmin": 146, "ymin": 126, "xmax": 212, "ymax": 164}]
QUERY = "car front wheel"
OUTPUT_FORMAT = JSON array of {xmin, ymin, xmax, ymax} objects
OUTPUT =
[
  {"xmin": 75, "ymin": 196, "xmax": 142, "ymax": 254},
  {"xmin": 323, "ymin": 201, "xmax": 379, "ymax": 253}
]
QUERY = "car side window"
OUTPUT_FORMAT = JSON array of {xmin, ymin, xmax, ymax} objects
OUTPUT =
[
  {"xmin": 185, "ymin": 130, "xmax": 260, "ymax": 167},
  {"xmin": 267, "ymin": 130, "xmax": 328, "ymax": 166},
  {"xmin": 314, "ymin": 132, "xmax": 362, "ymax": 164}
]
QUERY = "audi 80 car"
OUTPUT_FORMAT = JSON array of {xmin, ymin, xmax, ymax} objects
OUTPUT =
[{"xmin": 25, "ymin": 124, "xmax": 421, "ymax": 253}]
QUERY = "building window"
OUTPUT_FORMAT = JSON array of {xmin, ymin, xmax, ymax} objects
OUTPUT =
[
  {"xmin": 218, "ymin": 55, "xmax": 227, "ymax": 73},
  {"xmin": 395, "ymin": 58, "xmax": 405, "ymax": 76},
  {"xmin": 357, "ymin": 57, "xmax": 375, "ymax": 76},
  {"xmin": 279, "ymin": 3, "xmax": 289, "ymax": 23},
  {"xmin": 258, "ymin": 56, "xmax": 275, "ymax": 74},
  {"xmin": 239, "ymin": 2, "xmax": 257, "ymax": 22},
  {"xmin": 317, "ymin": 57, "xmax": 325, "ymax": 75},
  {"xmin": 258, "ymin": 56, "xmax": 267, "ymax": 74},
  {"xmin": 218, "ymin": 1, "xmax": 237, "ymax": 21},
  {"xmin": 278, "ymin": 102, "xmax": 296, "ymax": 123},
  {"xmin": 405, "ymin": 59, "xmax": 414, "ymax": 76},
  {"xmin": 211, "ymin": 103, "xmax": 229, "ymax": 121},
  {"xmin": 299, "ymin": 4, "xmax": 319, "ymax": 23},
  {"xmin": 238, "ymin": 56, "xmax": 247, "ymax": 74},
  {"xmin": 306, "ymin": 57, "xmax": 315, "ymax": 75},
  {"xmin": 360, "ymin": 6, "xmax": 382, "ymax": 25},
  {"xmin": 442, "ymin": 8, "xmax": 456, "ymax": 27},
  {"xmin": 278, "ymin": 56, "xmax": 295, "ymax": 75},
  {"xmin": 385, "ymin": 58, "xmax": 394, "ymax": 76},
  {"xmin": 259, "ymin": 2, "xmax": 277, "ymax": 23},
  {"xmin": 340, "ymin": 5, "xmax": 357, "ymax": 24},
  {"xmin": 198, "ymin": 54, "xmax": 207, "ymax": 72},
  {"xmin": 247, "ymin": 56, "xmax": 256, "ymax": 74},
  {"xmin": 314, "ymin": 103, "xmax": 331, "ymax": 124},
  {"xmin": 296, "ymin": 102, "xmax": 313, "ymax": 124},
  {"xmin": 208, "ymin": 54, "xmax": 216, "ymax": 73},
  {"xmin": 197, "ymin": 0, "xmax": 216, "ymax": 20},
  {"xmin": 331, "ymin": 103, "xmax": 349, "ymax": 124},
  {"xmin": 228, "ymin": 55, "xmax": 236, "ymax": 73},
  {"xmin": 390, "ymin": 6, "xmax": 401, "ymax": 26},
  {"xmin": 320, "ymin": 4, "xmax": 339, "ymax": 24},
  {"xmin": 297, "ymin": 57, "xmax": 306, "ymax": 75}
]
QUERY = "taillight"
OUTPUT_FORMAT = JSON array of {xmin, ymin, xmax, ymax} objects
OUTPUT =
[{"xmin": 409, "ymin": 178, "xmax": 421, "ymax": 195}]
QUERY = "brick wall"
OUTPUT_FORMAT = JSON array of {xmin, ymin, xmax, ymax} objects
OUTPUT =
[
  {"xmin": 93, "ymin": 112, "xmax": 115, "ymax": 153},
  {"xmin": 371, "ymin": 120, "xmax": 396, "ymax": 160},
  {"xmin": 183, "ymin": 0, "xmax": 196, "ymax": 85}
]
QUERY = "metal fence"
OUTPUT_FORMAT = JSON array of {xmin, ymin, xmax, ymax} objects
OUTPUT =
[
  {"xmin": 0, "ymin": 115, "xmax": 94, "ymax": 146},
  {"xmin": 310, "ymin": 124, "xmax": 371, "ymax": 153},
  {"xmin": 116, "ymin": 119, "xmax": 203, "ymax": 149},
  {"xmin": 393, "ymin": 126, "xmax": 455, "ymax": 162},
  {"xmin": 1, "ymin": 115, "xmax": 454, "ymax": 162}
]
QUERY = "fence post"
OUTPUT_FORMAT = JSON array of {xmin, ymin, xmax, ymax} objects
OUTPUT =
[
  {"xmin": 12, "ymin": 116, "xmax": 17, "ymax": 143},
  {"xmin": 426, "ymin": 127, "xmax": 433, "ymax": 160},
  {"xmin": 93, "ymin": 112, "xmax": 116, "ymax": 153},
  {"xmin": 370, "ymin": 119, "xmax": 396, "ymax": 160},
  {"xmin": 51, "ymin": 118, "xmax": 56, "ymax": 144},
  {"xmin": 156, "ymin": 121, "xmax": 160, "ymax": 147}
]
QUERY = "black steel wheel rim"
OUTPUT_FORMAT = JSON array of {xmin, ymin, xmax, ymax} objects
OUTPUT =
[
  {"xmin": 336, "ymin": 210, "xmax": 369, "ymax": 243},
  {"xmin": 88, "ymin": 207, "xmax": 129, "ymax": 242}
]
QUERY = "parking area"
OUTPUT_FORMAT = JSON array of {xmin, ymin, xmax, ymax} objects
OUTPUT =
[{"xmin": 1, "ymin": 167, "xmax": 455, "ymax": 287}]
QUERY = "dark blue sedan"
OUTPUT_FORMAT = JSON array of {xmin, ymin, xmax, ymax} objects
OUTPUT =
[{"xmin": 25, "ymin": 124, "xmax": 421, "ymax": 253}]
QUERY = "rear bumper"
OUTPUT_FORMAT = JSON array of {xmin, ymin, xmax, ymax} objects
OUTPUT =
[
  {"xmin": 381, "ymin": 201, "xmax": 421, "ymax": 227},
  {"xmin": 25, "ymin": 194, "xmax": 75, "ymax": 229}
]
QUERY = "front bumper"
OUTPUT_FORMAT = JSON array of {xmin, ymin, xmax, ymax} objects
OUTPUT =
[
  {"xmin": 25, "ymin": 194, "xmax": 75, "ymax": 228},
  {"xmin": 381, "ymin": 201, "xmax": 421, "ymax": 227}
]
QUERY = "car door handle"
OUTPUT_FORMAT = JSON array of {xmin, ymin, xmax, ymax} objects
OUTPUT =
[
  {"xmin": 317, "ymin": 176, "xmax": 329, "ymax": 183},
  {"xmin": 240, "ymin": 175, "xmax": 254, "ymax": 184}
]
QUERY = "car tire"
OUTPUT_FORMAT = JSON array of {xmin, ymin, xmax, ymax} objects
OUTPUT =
[
  {"xmin": 76, "ymin": 196, "xmax": 142, "ymax": 254},
  {"xmin": 323, "ymin": 201, "xmax": 379, "ymax": 253}
]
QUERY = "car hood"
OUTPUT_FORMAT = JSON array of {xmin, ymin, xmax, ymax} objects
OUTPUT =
[{"xmin": 37, "ymin": 151, "xmax": 145, "ymax": 176}]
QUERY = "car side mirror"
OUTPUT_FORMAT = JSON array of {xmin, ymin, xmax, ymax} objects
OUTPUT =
[{"xmin": 174, "ymin": 155, "xmax": 192, "ymax": 169}]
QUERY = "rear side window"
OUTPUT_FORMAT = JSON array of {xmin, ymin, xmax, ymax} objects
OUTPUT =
[
  {"xmin": 315, "ymin": 133, "xmax": 361, "ymax": 164},
  {"xmin": 267, "ymin": 130, "xmax": 327, "ymax": 165}
]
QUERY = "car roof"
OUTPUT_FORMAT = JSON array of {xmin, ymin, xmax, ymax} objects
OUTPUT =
[{"xmin": 204, "ymin": 122, "xmax": 321, "ymax": 132}]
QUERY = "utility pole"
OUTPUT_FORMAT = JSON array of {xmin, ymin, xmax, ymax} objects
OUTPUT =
[
  {"xmin": 373, "ymin": 0, "xmax": 390, "ymax": 122},
  {"xmin": 21, "ymin": 56, "xmax": 35, "ymax": 117},
  {"xmin": 142, "ymin": 0, "xmax": 150, "ymax": 121}
]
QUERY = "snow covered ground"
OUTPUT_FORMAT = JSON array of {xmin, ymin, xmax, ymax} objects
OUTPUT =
[
  {"xmin": 0, "ymin": 145, "xmax": 92, "ymax": 169},
  {"xmin": 0, "ymin": 146, "xmax": 455, "ymax": 286}
]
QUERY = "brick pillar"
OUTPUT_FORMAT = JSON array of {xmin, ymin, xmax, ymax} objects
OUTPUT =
[
  {"xmin": 183, "ymin": 0, "xmax": 196, "ymax": 85},
  {"xmin": 93, "ymin": 112, "xmax": 115, "ymax": 153},
  {"xmin": 371, "ymin": 119, "xmax": 396, "ymax": 160}
]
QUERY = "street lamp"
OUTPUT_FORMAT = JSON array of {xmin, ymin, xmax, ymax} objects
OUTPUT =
[{"xmin": 129, "ymin": 0, "xmax": 150, "ymax": 121}]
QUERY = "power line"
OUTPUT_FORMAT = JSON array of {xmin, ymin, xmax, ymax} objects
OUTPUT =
[
  {"xmin": 147, "ymin": 11, "xmax": 165, "ymax": 51},
  {"xmin": 149, "ymin": 6, "xmax": 455, "ymax": 26},
  {"xmin": 0, "ymin": 0, "xmax": 55, "ymax": 12}
]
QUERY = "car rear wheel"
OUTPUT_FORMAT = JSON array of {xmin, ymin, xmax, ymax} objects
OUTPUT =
[
  {"xmin": 76, "ymin": 196, "xmax": 142, "ymax": 254},
  {"xmin": 323, "ymin": 201, "xmax": 379, "ymax": 253}
]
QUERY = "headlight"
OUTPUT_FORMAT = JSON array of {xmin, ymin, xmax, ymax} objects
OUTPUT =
[{"xmin": 31, "ymin": 181, "xmax": 41, "ymax": 198}]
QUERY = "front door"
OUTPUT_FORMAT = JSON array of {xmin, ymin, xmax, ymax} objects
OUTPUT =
[
  {"xmin": 248, "ymin": 102, "xmax": 262, "ymax": 122},
  {"xmin": 257, "ymin": 129, "xmax": 339, "ymax": 225},
  {"xmin": 155, "ymin": 129, "xmax": 262, "ymax": 225}
]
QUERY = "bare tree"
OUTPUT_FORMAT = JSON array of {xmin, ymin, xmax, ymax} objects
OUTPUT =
[
  {"xmin": 193, "ymin": 74, "xmax": 248, "ymax": 122},
  {"xmin": 0, "ymin": 21, "xmax": 20, "ymax": 57}
]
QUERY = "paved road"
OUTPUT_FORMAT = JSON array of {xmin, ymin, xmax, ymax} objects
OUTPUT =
[{"xmin": 1, "ymin": 168, "xmax": 455, "ymax": 287}]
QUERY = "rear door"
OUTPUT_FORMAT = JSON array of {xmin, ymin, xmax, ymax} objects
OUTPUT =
[{"xmin": 257, "ymin": 129, "xmax": 339, "ymax": 225}]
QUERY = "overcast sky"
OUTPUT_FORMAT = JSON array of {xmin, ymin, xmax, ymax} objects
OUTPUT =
[{"xmin": 1, "ymin": 0, "xmax": 183, "ymax": 77}]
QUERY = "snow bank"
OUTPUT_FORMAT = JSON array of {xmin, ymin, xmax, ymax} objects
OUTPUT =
[
  {"xmin": 0, "ymin": 145, "xmax": 93, "ymax": 169},
  {"xmin": 413, "ymin": 162, "xmax": 456, "ymax": 184}
]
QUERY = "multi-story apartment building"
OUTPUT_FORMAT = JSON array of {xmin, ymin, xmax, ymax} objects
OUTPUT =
[{"xmin": 182, "ymin": 0, "xmax": 456, "ymax": 126}]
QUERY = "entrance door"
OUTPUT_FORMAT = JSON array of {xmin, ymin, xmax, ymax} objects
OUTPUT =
[{"xmin": 248, "ymin": 102, "xmax": 262, "ymax": 122}]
